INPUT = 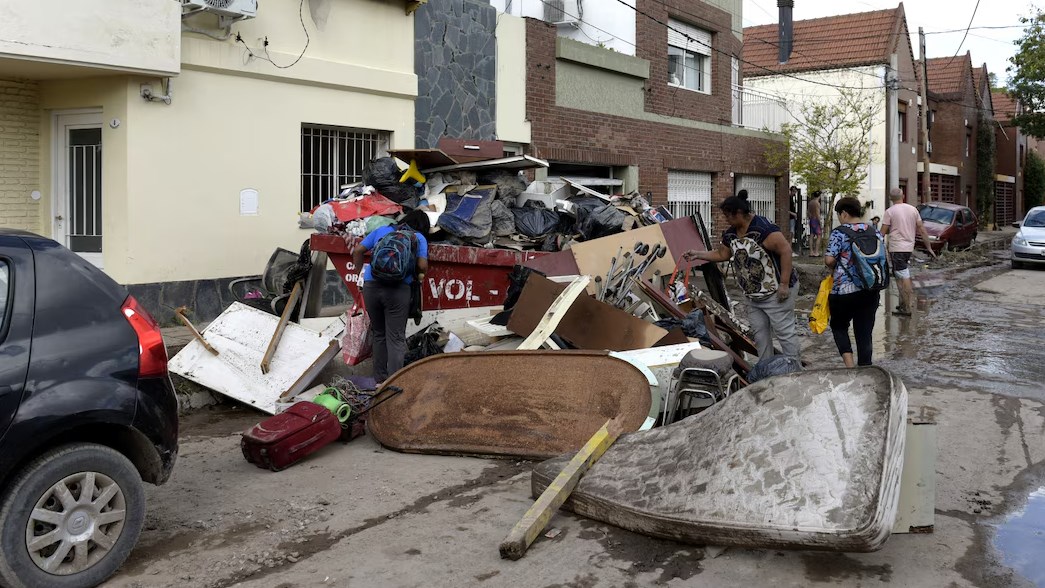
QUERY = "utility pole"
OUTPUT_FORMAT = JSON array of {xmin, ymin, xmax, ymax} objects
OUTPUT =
[
  {"xmin": 919, "ymin": 27, "xmax": 931, "ymax": 204},
  {"xmin": 887, "ymin": 53, "xmax": 900, "ymax": 200}
]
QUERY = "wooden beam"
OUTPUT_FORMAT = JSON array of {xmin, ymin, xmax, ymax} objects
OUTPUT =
[
  {"xmin": 261, "ymin": 281, "xmax": 303, "ymax": 375},
  {"xmin": 499, "ymin": 417, "xmax": 622, "ymax": 560},
  {"xmin": 516, "ymin": 275, "xmax": 590, "ymax": 350},
  {"xmin": 174, "ymin": 306, "xmax": 219, "ymax": 356}
]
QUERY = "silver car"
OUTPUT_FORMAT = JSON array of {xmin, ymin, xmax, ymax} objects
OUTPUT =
[{"xmin": 1012, "ymin": 206, "xmax": 1045, "ymax": 269}]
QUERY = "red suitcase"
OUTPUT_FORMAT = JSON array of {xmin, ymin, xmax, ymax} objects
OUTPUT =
[{"xmin": 241, "ymin": 402, "xmax": 342, "ymax": 471}]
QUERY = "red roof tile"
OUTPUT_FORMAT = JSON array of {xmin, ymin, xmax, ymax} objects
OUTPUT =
[
  {"xmin": 992, "ymin": 90, "xmax": 1018, "ymax": 122},
  {"xmin": 923, "ymin": 55, "xmax": 973, "ymax": 98},
  {"xmin": 742, "ymin": 4, "xmax": 905, "ymax": 77}
]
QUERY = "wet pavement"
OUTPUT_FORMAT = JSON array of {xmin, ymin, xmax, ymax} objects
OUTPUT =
[{"xmin": 104, "ymin": 258, "xmax": 1045, "ymax": 588}]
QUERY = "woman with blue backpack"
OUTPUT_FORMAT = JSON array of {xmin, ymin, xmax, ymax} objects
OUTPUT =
[
  {"xmin": 824, "ymin": 196, "xmax": 889, "ymax": 367},
  {"xmin": 352, "ymin": 209, "xmax": 430, "ymax": 384}
]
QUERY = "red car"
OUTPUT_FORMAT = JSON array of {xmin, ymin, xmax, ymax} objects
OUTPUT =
[{"xmin": 917, "ymin": 202, "xmax": 978, "ymax": 252}]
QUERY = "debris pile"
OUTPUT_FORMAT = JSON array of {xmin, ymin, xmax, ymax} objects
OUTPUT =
[{"xmin": 302, "ymin": 140, "xmax": 674, "ymax": 253}]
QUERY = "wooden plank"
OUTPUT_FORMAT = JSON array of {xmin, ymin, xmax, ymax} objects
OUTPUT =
[
  {"xmin": 892, "ymin": 421, "xmax": 937, "ymax": 533},
  {"xmin": 517, "ymin": 276, "xmax": 591, "ymax": 350},
  {"xmin": 261, "ymin": 281, "xmax": 302, "ymax": 375},
  {"xmin": 174, "ymin": 306, "xmax": 218, "ymax": 356},
  {"xmin": 499, "ymin": 418, "xmax": 623, "ymax": 560},
  {"xmin": 279, "ymin": 339, "xmax": 341, "ymax": 401}
]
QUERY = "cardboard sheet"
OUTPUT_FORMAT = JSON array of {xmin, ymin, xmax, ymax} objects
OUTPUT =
[
  {"xmin": 507, "ymin": 274, "xmax": 678, "ymax": 351},
  {"xmin": 568, "ymin": 223, "xmax": 676, "ymax": 283}
]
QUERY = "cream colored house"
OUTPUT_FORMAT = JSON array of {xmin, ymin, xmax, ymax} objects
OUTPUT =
[{"xmin": 0, "ymin": 0, "xmax": 416, "ymax": 292}]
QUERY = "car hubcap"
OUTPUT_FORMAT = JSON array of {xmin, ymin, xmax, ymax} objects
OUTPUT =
[{"xmin": 24, "ymin": 472, "xmax": 126, "ymax": 575}]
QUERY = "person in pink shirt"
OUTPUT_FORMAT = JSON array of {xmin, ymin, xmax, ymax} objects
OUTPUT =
[{"xmin": 880, "ymin": 188, "xmax": 936, "ymax": 315}]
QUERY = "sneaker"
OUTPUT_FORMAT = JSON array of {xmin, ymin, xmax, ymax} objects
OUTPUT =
[{"xmin": 892, "ymin": 308, "xmax": 912, "ymax": 316}]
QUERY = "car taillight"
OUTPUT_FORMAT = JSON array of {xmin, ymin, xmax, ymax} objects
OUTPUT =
[{"xmin": 122, "ymin": 295, "xmax": 168, "ymax": 378}]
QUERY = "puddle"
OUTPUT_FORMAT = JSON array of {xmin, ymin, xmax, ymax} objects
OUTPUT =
[{"xmin": 994, "ymin": 486, "xmax": 1045, "ymax": 587}]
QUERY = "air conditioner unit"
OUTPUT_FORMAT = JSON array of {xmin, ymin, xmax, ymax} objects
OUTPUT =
[
  {"xmin": 544, "ymin": 0, "xmax": 582, "ymax": 26},
  {"xmin": 182, "ymin": 0, "xmax": 257, "ymax": 22},
  {"xmin": 927, "ymin": 141, "xmax": 933, "ymax": 154}
]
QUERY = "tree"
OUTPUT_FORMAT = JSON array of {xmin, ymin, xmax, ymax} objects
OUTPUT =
[
  {"xmin": 1009, "ymin": 8, "xmax": 1045, "ymax": 138},
  {"xmin": 1026, "ymin": 150, "xmax": 1045, "ymax": 209},
  {"xmin": 989, "ymin": 72, "xmax": 999, "ymax": 89},
  {"xmin": 976, "ymin": 114, "xmax": 996, "ymax": 227},
  {"xmin": 764, "ymin": 88, "xmax": 882, "ymax": 229}
]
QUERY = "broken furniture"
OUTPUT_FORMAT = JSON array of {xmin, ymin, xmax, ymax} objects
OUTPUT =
[
  {"xmin": 169, "ymin": 302, "xmax": 344, "ymax": 414},
  {"xmin": 664, "ymin": 347, "xmax": 739, "ymax": 424},
  {"xmin": 531, "ymin": 367, "xmax": 909, "ymax": 552},
  {"xmin": 365, "ymin": 350, "xmax": 659, "ymax": 459},
  {"xmin": 228, "ymin": 247, "xmax": 302, "ymax": 315}
]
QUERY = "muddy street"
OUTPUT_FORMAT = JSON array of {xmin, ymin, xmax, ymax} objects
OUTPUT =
[{"xmin": 103, "ymin": 261, "xmax": 1045, "ymax": 588}]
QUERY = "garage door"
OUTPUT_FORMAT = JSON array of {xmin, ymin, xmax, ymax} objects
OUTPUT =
[
  {"xmin": 735, "ymin": 175, "xmax": 777, "ymax": 223},
  {"xmin": 668, "ymin": 171, "xmax": 713, "ymax": 230},
  {"xmin": 995, "ymin": 181, "xmax": 1015, "ymax": 226}
]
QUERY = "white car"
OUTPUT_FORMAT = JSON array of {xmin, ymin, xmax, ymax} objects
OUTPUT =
[{"xmin": 1012, "ymin": 206, "xmax": 1045, "ymax": 269}]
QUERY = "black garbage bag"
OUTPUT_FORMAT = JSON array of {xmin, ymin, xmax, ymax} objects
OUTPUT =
[
  {"xmin": 654, "ymin": 309, "xmax": 709, "ymax": 341},
  {"xmin": 404, "ymin": 324, "xmax": 443, "ymax": 366},
  {"xmin": 746, "ymin": 355, "xmax": 803, "ymax": 384},
  {"xmin": 437, "ymin": 186, "xmax": 495, "ymax": 240},
  {"xmin": 577, "ymin": 204, "xmax": 625, "ymax": 240},
  {"xmin": 490, "ymin": 265, "xmax": 546, "ymax": 326},
  {"xmin": 364, "ymin": 157, "xmax": 422, "ymax": 204},
  {"xmin": 478, "ymin": 170, "xmax": 527, "ymax": 202},
  {"xmin": 512, "ymin": 202, "xmax": 560, "ymax": 238},
  {"xmin": 490, "ymin": 199, "xmax": 516, "ymax": 237}
]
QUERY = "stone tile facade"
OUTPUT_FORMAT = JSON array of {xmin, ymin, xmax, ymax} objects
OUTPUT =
[{"xmin": 414, "ymin": 0, "xmax": 497, "ymax": 148}]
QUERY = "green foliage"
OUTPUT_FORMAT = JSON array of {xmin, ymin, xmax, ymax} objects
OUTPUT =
[
  {"xmin": 1026, "ymin": 149, "xmax": 1045, "ymax": 209},
  {"xmin": 976, "ymin": 114, "xmax": 996, "ymax": 226},
  {"xmin": 764, "ymin": 88, "xmax": 881, "ymax": 228},
  {"xmin": 1009, "ymin": 9, "xmax": 1045, "ymax": 138},
  {"xmin": 989, "ymin": 72, "xmax": 999, "ymax": 89}
]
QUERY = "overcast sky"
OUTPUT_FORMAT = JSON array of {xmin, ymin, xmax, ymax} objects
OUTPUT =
[{"xmin": 742, "ymin": 0, "xmax": 1034, "ymax": 85}]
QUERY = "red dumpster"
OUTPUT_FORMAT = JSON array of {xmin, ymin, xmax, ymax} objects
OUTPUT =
[{"xmin": 310, "ymin": 234, "xmax": 548, "ymax": 310}]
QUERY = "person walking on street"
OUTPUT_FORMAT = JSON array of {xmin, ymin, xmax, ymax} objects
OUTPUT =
[
  {"xmin": 808, "ymin": 191, "xmax": 823, "ymax": 257},
  {"xmin": 352, "ymin": 209, "xmax": 430, "ymax": 384},
  {"xmin": 880, "ymin": 188, "xmax": 936, "ymax": 315},
  {"xmin": 684, "ymin": 192, "xmax": 801, "ymax": 360},
  {"xmin": 825, "ymin": 197, "xmax": 889, "ymax": 367}
]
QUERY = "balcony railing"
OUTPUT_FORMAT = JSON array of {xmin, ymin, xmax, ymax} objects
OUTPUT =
[{"xmin": 732, "ymin": 84, "xmax": 787, "ymax": 133}]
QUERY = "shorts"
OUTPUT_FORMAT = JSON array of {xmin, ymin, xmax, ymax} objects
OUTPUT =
[
  {"xmin": 809, "ymin": 217, "xmax": 822, "ymax": 236},
  {"xmin": 891, "ymin": 252, "xmax": 912, "ymax": 279}
]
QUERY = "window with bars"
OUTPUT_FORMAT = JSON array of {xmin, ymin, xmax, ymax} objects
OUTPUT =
[
  {"xmin": 667, "ymin": 171, "xmax": 713, "ymax": 231},
  {"xmin": 735, "ymin": 175, "xmax": 777, "ymax": 223},
  {"xmin": 300, "ymin": 124, "xmax": 389, "ymax": 212}
]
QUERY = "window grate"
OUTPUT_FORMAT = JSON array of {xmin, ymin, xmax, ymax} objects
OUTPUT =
[
  {"xmin": 300, "ymin": 125, "xmax": 389, "ymax": 212},
  {"xmin": 735, "ymin": 175, "xmax": 777, "ymax": 223},
  {"xmin": 668, "ymin": 171, "xmax": 713, "ymax": 232}
]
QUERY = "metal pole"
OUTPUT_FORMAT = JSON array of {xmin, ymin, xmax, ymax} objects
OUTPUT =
[
  {"xmin": 888, "ymin": 53, "xmax": 900, "ymax": 197},
  {"xmin": 919, "ymin": 27, "xmax": 931, "ymax": 204}
]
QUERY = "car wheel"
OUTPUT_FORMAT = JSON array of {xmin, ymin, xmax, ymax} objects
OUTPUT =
[{"xmin": 0, "ymin": 444, "xmax": 145, "ymax": 588}]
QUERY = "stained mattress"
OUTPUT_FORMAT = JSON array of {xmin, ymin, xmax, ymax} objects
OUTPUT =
[{"xmin": 531, "ymin": 367, "xmax": 908, "ymax": 551}]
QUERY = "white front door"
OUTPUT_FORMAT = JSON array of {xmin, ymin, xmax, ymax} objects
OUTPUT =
[{"xmin": 53, "ymin": 112, "xmax": 103, "ymax": 267}]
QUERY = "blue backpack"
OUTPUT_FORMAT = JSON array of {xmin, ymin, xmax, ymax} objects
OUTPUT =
[
  {"xmin": 370, "ymin": 228, "xmax": 417, "ymax": 283},
  {"xmin": 838, "ymin": 226, "xmax": 889, "ymax": 291}
]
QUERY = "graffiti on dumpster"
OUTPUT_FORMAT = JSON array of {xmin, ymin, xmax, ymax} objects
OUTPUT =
[
  {"xmin": 428, "ymin": 277, "xmax": 481, "ymax": 302},
  {"xmin": 342, "ymin": 261, "xmax": 483, "ymax": 303}
]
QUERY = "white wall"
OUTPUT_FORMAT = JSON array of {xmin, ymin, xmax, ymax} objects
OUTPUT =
[
  {"xmin": 34, "ymin": 0, "xmax": 416, "ymax": 285},
  {"xmin": 745, "ymin": 66, "xmax": 889, "ymax": 215},
  {"xmin": 488, "ymin": 0, "xmax": 637, "ymax": 56},
  {"xmin": 496, "ymin": 14, "xmax": 532, "ymax": 144},
  {"xmin": 0, "ymin": 0, "xmax": 181, "ymax": 76}
]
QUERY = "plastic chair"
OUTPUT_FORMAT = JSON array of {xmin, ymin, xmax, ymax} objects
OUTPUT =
[{"xmin": 228, "ymin": 248, "xmax": 300, "ymax": 315}]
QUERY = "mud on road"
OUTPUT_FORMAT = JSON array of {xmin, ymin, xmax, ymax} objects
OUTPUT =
[{"xmin": 104, "ymin": 261, "xmax": 1045, "ymax": 588}]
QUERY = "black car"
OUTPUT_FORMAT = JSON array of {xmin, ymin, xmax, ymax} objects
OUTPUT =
[{"xmin": 0, "ymin": 231, "xmax": 178, "ymax": 588}]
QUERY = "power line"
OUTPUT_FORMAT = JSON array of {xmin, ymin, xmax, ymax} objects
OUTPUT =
[{"xmin": 949, "ymin": 0, "xmax": 983, "ymax": 62}]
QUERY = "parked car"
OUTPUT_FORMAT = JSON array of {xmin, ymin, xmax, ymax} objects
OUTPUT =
[
  {"xmin": 917, "ymin": 202, "xmax": 978, "ymax": 253},
  {"xmin": 0, "ymin": 230, "xmax": 178, "ymax": 588},
  {"xmin": 1012, "ymin": 206, "xmax": 1045, "ymax": 269}
]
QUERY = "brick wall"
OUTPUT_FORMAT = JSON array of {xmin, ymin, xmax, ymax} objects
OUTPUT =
[
  {"xmin": 930, "ymin": 99, "xmax": 978, "ymax": 207},
  {"xmin": 525, "ymin": 18, "xmax": 787, "ymax": 233},
  {"xmin": 0, "ymin": 79, "xmax": 41, "ymax": 233},
  {"xmin": 635, "ymin": 0, "xmax": 739, "ymax": 127}
]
